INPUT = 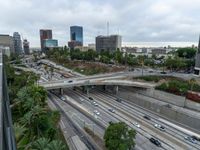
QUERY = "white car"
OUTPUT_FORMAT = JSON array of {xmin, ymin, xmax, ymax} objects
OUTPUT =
[
  {"xmin": 154, "ymin": 124, "xmax": 165, "ymax": 131},
  {"xmin": 92, "ymin": 101, "xmax": 98, "ymax": 106},
  {"xmin": 133, "ymin": 123, "xmax": 140, "ymax": 128},
  {"xmin": 94, "ymin": 110, "xmax": 100, "ymax": 115},
  {"xmin": 61, "ymin": 96, "xmax": 65, "ymax": 101}
]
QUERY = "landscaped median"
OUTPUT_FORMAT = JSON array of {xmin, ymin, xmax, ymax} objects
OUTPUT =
[{"xmin": 134, "ymin": 75, "xmax": 200, "ymax": 96}]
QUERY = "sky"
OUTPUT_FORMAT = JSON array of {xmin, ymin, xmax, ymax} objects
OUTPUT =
[{"xmin": 0, "ymin": 0, "xmax": 200, "ymax": 47}]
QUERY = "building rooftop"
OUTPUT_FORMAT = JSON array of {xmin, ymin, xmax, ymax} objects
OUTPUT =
[{"xmin": 96, "ymin": 35, "xmax": 121, "ymax": 37}]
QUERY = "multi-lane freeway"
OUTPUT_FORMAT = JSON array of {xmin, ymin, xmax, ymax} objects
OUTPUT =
[{"xmin": 24, "ymin": 59, "xmax": 200, "ymax": 150}]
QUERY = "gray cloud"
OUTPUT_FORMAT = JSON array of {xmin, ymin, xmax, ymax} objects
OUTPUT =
[{"xmin": 0, "ymin": 0, "xmax": 200, "ymax": 47}]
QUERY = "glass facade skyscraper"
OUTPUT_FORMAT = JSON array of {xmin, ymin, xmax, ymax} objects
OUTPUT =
[
  {"xmin": 13, "ymin": 32, "xmax": 22, "ymax": 54},
  {"xmin": 70, "ymin": 26, "xmax": 83, "ymax": 45}
]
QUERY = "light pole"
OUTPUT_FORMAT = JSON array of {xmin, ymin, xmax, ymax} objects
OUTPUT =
[{"xmin": 141, "ymin": 60, "xmax": 144, "ymax": 76}]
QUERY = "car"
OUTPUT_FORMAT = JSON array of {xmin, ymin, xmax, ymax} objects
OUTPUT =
[
  {"xmin": 184, "ymin": 136, "xmax": 197, "ymax": 144},
  {"xmin": 154, "ymin": 124, "xmax": 165, "ymax": 131},
  {"xmin": 133, "ymin": 122, "xmax": 140, "ymax": 128},
  {"xmin": 89, "ymin": 97, "xmax": 93, "ymax": 100},
  {"xmin": 108, "ymin": 108, "xmax": 115, "ymax": 113},
  {"xmin": 92, "ymin": 101, "xmax": 98, "ymax": 106},
  {"xmin": 94, "ymin": 110, "xmax": 100, "ymax": 115},
  {"xmin": 61, "ymin": 96, "xmax": 65, "ymax": 101},
  {"xmin": 160, "ymin": 71, "xmax": 167, "ymax": 74},
  {"xmin": 116, "ymin": 98, "xmax": 122, "ymax": 102},
  {"xmin": 191, "ymin": 136, "xmax": 200, "ymax": 141},
  {"xmin": 149, "ymin": 138, "xmax": 161, "ymax": 147},
  {"xmin": 68, "ymin": 80, "xmax": 73, "ymax": 83},
  {"xmin": 143, "ymin": 115, "xmax": 151, "ymax": 120}
]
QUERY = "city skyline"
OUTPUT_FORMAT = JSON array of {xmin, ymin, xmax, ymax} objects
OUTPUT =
[{"xmin": 1, "ymin": 0, "xmax": 200, "ymax": 47}]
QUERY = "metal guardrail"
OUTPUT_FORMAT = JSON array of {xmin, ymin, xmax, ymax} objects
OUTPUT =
[{"xmin": 0, "ymin": 49, "xmax": 17, "ymax": 150}]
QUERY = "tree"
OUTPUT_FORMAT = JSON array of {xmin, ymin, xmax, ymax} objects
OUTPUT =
[
  {"xmin": 104, "ymin": 122, "xmax": 136, "ymax": 150},
  {"xmin": 31, "ymin": 138, "xmax": 50, "ymax": 150},
  {"xmin": 176, "ymin": 48, "xmax": 197, "ymax": 59},
  {"xmin": 14, "ymin": 123, "xmax": 27, "ymax": 143},
  {"xmin": 19, "ymin": 105, "xmax": 48, "ymax": 137},
  {"xmin": 47, "ymin": 140, "xmax": 66, "ymax": 150},
  {"xmin": 31, "ymin": 138, "xmax": 66, "ymax": 150},
  {"xmin": 114, "ymin": 49, "xmax": 123, "ymax": 64}
]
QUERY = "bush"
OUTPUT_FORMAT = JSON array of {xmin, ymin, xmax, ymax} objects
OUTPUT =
[
  {"xmin": 135, "ymin": 75, "xmax": 178, "ymax": 83},
  {"xmin": 156, "ymin": 79, "xmax": 200, "ymax": 96}
]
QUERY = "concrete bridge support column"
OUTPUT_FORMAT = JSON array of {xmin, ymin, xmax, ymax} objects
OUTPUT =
[
  {"xmin": 114, "ymin": 85, "xmax": 119, "ymax": 95},
  {"xmin": 83, "ymin": 86, "xmax": 90, "ymax": 95},
  {"xmin": 86, "ymin": 87, "xmax": 89, "ymax": 96},
  {"xmin": 59, "ymin": 88, "xmax": 64, "ymax": 95},
  {"xmin": 103, "ymin": 85, "xmax": 106, "ymax": 91}
]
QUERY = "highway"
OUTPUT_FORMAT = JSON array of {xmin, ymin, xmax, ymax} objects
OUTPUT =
[
  {"xmin": 62, "ymin": 87, "xmax": 200, "ymax": 150},
  {"xmin": 48, "ymin": 93, "xmax": 104, "ymax": 150},
  {"xmin": 62, "ymin": 89, "xmax": 167, "ymax": 150},
  {"xmin": 24, "ymin": 59, "xmax": 200, "ymax": 150},
  {"xmin": 90, "ymin": 88, "xmax": 200, "ymax": 149}
]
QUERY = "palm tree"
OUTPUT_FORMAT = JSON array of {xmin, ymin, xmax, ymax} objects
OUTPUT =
[
  {"xmin": 47, "ymin": 140, "xmax": 66, "ymax": 150},
  {"xmin": 31, "ymin": 138, "xmax": 50, "ymax": 150},
  {"xmin": 20, "ymin": 105, "xmax": 48, "ymax": 137},
  {"xmin": 14, "ymin": 123, "xmax": 27, "ymax": 143}
]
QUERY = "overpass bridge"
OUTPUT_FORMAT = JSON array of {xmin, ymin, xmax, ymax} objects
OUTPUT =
[
  {"xmin": 39, "ymin": 76, "xmax": 155, "ymax": 95},
  {"xmin": 40, "ymin": 78, "xmax": 155, "ymax": 90}
]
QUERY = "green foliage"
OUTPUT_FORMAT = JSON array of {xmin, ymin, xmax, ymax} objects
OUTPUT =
[
  {"xmin": 176, "ymin": 47, "xmax": 197, "ymax": 59},
  {"xmin": 74, "ymin": 65, "xmax": 108, "ymax": 75},
  {"xmin": 165, "ymin": 56, "xmax": 187, "ymax": 71},
  {"xmin": 31, "ymin": 138, "xmax": 50, "ymax": 150},
  {"xmin": 135, "ymin": 75, "xmax": 179, "ymax": 83},
  {"xmin": 31, "ymin": 138, "xmax": 66, "ymax": 150},
  {"xmin": 104, "ymin": 122, "xmax": 136, "ymax": 150},
  {"xmin": 5, "ymin": 57, "xmax": 67, "ymax": 149},
  {"xmin": 46, "ymin": 47, "xmax": 70, "ymax": 63},
  {"xmin": 156, "ymin": 79, "xmax": 200, "ymax": 96},
  {"xmin": 6, "ymin": 63, "xmax": 39, "ymax": 101},
  {"xmin": 136, "ymin": 76, "xmax": 162, "ymax": 82},
  {"xmin": 100, "ymin": 55, "xmax": 110, "ymax": 64}
]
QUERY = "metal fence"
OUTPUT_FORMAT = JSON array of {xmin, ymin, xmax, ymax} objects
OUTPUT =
[{"xmin": 0, "ymin": 49, "xmax": 17, "ymax": 150}]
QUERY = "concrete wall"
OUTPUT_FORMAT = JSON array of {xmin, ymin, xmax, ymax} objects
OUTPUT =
[
  {"xmin": 185, "ymin": 99, "xmax": 200, "ymax": 112},
  {"xmin": 132, "ymin": 88, "xmax": 200, "ymax": 112},
  {"xmin": 140, "ymin": 89, "xmax": 185, "ymax": 107},
  {"xmin": 116, "ymin": 88, "xmax": 200, "ymax": 131}
]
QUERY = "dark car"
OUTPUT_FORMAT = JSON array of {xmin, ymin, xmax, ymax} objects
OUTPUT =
[
  {"xmin": 143, "ymin": 115, "xmax": 151, "ymax": 120},
  {"xmin": 160, "ymin": 71, "xmax": 167, "ymax": 74},
  {"xmin": 149, "ymin": 138, "xmax": 161, "ymax": 147},
  {"xmin": 116, "ymin": 98, "xmax": 122, "ymax": 102},
  {"xmin": 68, "ymin": 80, "xmax": 73, "ymax": 83},
  {"xmin": 191, "ymin": 136, "xmax": 200, "ymax": 141},
  {"xmin": 89, "ymin": 97, "xmax": 93, "ymax": 100}
]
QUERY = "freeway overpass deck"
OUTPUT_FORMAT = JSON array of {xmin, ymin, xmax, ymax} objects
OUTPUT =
[{"xmin": 39, "ymin": 78, "xmax": 155, "ymax": 90}]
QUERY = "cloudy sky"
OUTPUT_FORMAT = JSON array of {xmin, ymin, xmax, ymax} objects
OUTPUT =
[{"xmin": 0, "ymin": 0, "xmax": 200, "ymax": 47}]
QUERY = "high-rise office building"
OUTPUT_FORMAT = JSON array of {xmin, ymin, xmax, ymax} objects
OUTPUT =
[
  {"xmin": 95, "ymin": 35, "xmax": 122, "ymax": 53},
  {"xmin": 40, "ymin": 29, "xmax": 52, "ymax": 51},
  {"xmin": 70, "ymin": 26, "xmax": 83, "ymax": 44},
  {"xmin": 23, "ymin": 39, "xmax": 30, "ymax": 55},
  {"xmin": 68, "ymin": 26, "xmax": 83, "ymax": 49},
  {"xmin": 0, "ymin": 34, "xmax": 14, "ymax": 53},
  {"xmin": 13, "ymin": 32, "xmax": 22, "ymax": 54},
  {"xmin": 194, "ymin": 36, "xmax": 200, "ymax": 76}
]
